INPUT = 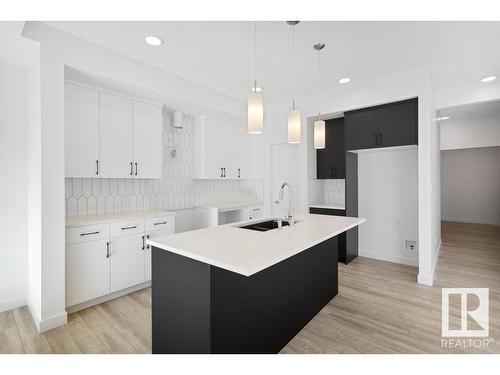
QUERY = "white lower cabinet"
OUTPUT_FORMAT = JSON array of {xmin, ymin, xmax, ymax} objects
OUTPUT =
[
  {"xmin": 66, "ymin": 213, "xmax": 175, "ymax": 309},
  {"xmin": 110, "ymin": 233, "xmax": 145, "ymax": 293}
]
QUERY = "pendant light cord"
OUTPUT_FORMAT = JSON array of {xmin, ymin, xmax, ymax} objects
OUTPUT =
[
  {"xmin": 254, "ymin": 21, "xmax": 257, "ymax": 90},
  {"xmin": 292, "ymin": 25, "xmax": 296, "ymax": 111},
  {"xmin": 317, "ymin": 47, "xmax": 321, "ymax": 121}
]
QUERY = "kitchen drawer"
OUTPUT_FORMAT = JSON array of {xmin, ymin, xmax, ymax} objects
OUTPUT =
[
  {"xmin": 66, "ymin": 224, "xmax": 110, "ymax": 245},
  {"xmin": 111, "ymin": 219, "xmax": 145, "ymax": 238},
  {"xmin": 145, "ymin": 215, "xmax": 175, "ymax": 233}
]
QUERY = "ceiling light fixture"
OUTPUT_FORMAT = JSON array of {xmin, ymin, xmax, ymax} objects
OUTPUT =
[
  {"xmin": 480, "ymin": 76, "xmax": 497, "ymax": 83},
  {"xmin": 287, "ymin": 21, "xmax": 301, "ymax": 144},
  {"xmin": 338, "ymin": 77, "xmax": 351, "ymax": 84},
  {"xmin": 248, "ymin": 21, "xmax": 264, "ymax": 135},
  {"xmin": 144, "ymin": 35, "xmax": 163, "ymax": 46},
  {"xmin": 313, "ymin": 43, "xmax": 326, "ymax": 149}
]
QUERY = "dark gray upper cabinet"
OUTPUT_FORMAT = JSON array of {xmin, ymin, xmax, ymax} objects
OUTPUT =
[
  {"xmin": 344, "ymin": 98, "xmax": 418, "ymax": 151},
  {"xmin": 316, "ymin": 117, "xmax": 345, "ymax": 179}
]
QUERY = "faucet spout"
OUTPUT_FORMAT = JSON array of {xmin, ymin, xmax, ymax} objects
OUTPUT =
[{"xmin": 278, "ymin": 182, "xmax": 295, "ymax": 227}]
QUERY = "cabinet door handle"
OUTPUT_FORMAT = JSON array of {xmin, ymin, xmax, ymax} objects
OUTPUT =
[
  {"xmin": 130, "ymin": 162, "xmax": 133, "ymax": 175},
  {"xmin": 147, "ymin": 235, "xmax": 150, "ymax": 249},
  {"xmin": 121, "ymin": 225, "xmax": 137, "ymax": 231},
  {"xmin": 142, "ymin": 235, "xmax": 145, "ymax": 250},
  {"xmin": 80, "ymin": 231, "xmax": 100, "ymax": 237},
  {"xmin": 238, "ymin": 168, "xmax": 241, "ymax": 178},
  {"xmin": 96, "ymin": 160, "xmax": 99, "ymax": 175},
  {"xmin": 135, "ymin": 162, "xmax": 138, "ymax": 176},
  {"xmin": 153, "ymin": 221, "xmax": 167, "ymax": 226},
  {"xmin": 106, "ymin": 242, "xmax": 110, "ymax": 258},
  {"xmin": 223, "ymin": 168, "xmax": 226, "ymax": 178},
  {"xmin": 220, "ymin": 168, "xmax": 223, "ymax": 178}
]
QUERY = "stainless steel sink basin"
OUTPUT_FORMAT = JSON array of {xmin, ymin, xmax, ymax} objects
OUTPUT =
[{"xmin": 237, "ymin": 219, "xmax": 299, "ymax": 232}]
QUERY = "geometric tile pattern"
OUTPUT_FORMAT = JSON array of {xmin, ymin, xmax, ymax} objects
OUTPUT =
[
  {"xmin": 65, "ymin": 112, "xmax": 264, "ymax": 217},
  {"xmin": 308, "ymin": 178, "xmax": 345, "ymax": 207}
]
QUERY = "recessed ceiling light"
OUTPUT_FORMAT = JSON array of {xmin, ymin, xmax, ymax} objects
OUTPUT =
[
  {"xmin": 145, "ymin": 35, "xmax": 163, "ymax": 46},
  {"xmin": 437, "ymin": 116, "xmax": 450, "ymax": 121},
  {"xmin": 480, "ymin": 76, "xmax": 496, "ymax": 83},
  {"xmin": 338, "ymin": 77, "xmax": 351, "ymax": 84}
]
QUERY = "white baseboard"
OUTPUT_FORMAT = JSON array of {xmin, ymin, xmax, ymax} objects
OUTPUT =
[
  {"xmin": 66, "ymin": 281, "xmax": 151, "ymax": 314},
  {"xmin": 442, "ymin": 217, "xmax": 500, "ymax": 226},
  {"xmin": 358, "ymin": 249, "xmax": 418, "ymax": 267},
  {"xmin": 38, "ymin": 311, "xmax": 68, "ymax": 333},
  {"xmin": 0, "ymin": 296, "xmax": 26, "ymax": 313},
  {"xmin": 417, "ymin": 273, "xmax": 434, "ymax": 286}
]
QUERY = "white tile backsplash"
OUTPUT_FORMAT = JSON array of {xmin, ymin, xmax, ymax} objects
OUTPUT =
[
  {"xmin": 66, "ymin": 112, "xmax": 263, "ymax": 216},
  {"xmin": 308, "ymin": 179, "xmax": 345, "ymax": 207}
]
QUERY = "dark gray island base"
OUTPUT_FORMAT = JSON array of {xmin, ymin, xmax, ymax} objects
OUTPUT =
[{"xmin": 151, "ymin": 236, "xmax": 338, "ymax": 354}]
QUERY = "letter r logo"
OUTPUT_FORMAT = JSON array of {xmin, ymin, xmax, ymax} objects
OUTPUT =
[{"xmin": 442, "ymin": 288, "xmax": 489, "ymax": 337}]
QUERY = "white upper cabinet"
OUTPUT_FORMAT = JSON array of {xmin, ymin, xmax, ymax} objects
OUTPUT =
[
  {"xmin": 65, "ymin": 83, "xmax": 100, "ymax": 178},
  {"xmin": 65, "ymin": 83, "xmax": 163, "ymax": 179},
  {"xmin": 133, "ymin": 101, "xmax": 163, "ymax": 179},
  {"xmin": 193, "ymin": 115, "xmax": 252, "ymax": 180},
  {"xmin": 99, "ymin": 93, "xmax": 134, "ymax": 178}
]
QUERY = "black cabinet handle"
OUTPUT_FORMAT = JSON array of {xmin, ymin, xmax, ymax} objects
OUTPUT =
[
  {"xmin": 96, "ymin": 160, "xmax": 99, "ymax": 175},
  {"xmin": 135, "ymin": 162, "xmax": 138, "ymax": 176},
  {"xmin": 147, "ymin": 235, "xmax": 150, "ymax": 249},
  {"xmin": 80, "ymin": 231, "xmax": 100, "ymax": 237},
  {"xmin": 142, "ymin": 235, "xmax": 145, "ymax": 250},
  {"xmin": 130, "ymin": 162, "xmax": 133, "ymax": 175},
  {"xmin": 220, "ymin": 168, "xmax": 223, "ymax": 178},
  {"xmin": 238, "ymin": 168, "xmax": 241, "ymax": 178},
  {"xmin": 121, "ymin": 225, "xmax": 137, "ymax": 231},
  {"xmin": 106, "ymin": 242, "xmax": 110, "ymax": 258},
  {"xmin": 222, "ymin": 168, "xmax": 226, "ymax": 178},
  {"xmin": 153, "ymin": 221, "xmax": 167, "ymax": 226}
]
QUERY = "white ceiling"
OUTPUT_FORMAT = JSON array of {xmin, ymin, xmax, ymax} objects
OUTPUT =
[{"xmin": 44, "ymin": 21, "xmax": 500, "ymax": 102}]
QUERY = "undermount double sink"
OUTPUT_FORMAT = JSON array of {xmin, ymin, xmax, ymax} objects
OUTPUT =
[{"xmin": 237, "ymin": 219, "xmax": 300, "ymax": 232}]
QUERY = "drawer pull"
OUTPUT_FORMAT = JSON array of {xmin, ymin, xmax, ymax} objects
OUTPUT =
[
  {"xmin": 153, "ymin": 221, "xmax": 167, "ymax": 226},
  {"xmin": 121, "ymin": 225, "xmax": 137, "ymax": 231},
  {"xmin": 106, "ymin": 242, "xmax": 110, "ymax": 258},
  {"xmin": 80, "ymin": 231, "xmax": 100, "ymax": 237},
  {"xmin": 147, "ymin": 235, "xmax": 150, "ymax": 249}
]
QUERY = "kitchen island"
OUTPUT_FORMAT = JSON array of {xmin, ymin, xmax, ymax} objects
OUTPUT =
[{"xmin": 148, "ymin": 213, "xmax": 365, "ymax": 354}]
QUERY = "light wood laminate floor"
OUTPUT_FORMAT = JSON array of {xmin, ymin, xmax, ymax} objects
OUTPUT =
[{"xmin": 1, "ymin": 221, "xmax": 499, "ymax": 354}]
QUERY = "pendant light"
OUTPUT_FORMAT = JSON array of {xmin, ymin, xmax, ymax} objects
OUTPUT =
[
  {"xmin": 248, "ymin": 21, "xmax": 264, "ymax": 134},
  {"xmin": 287, "ymin": 21, "xmax": 301, "ymax": 144},
  {"xmin": 313, "ymin": 43, "xmax": 326, "ymax": 149}
]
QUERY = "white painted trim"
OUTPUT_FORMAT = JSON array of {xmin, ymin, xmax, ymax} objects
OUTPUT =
[
  {"xmin": 66, "ymin": 281, "xmax": 151, "ymax": 314},
  {"xmin": 358, "ymin": 249, "xmax": 418, "ymax": 267},
  {"xmin": 0, "ymin": 296, "xmax": 26, "ymax": 313},
  {"xmin": 442, "ymin": 217, "xmax": 500, "ymax": 226},
  {"xmin": 38, "ymin": 311, "xmax": 68, "ymax": 333},
  {"xmin": 417, "ymin": 273, "xmax": 434, "ymax": 286}
]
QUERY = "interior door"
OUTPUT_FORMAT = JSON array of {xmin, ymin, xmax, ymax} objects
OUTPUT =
[
  {"xmin": 344, "ymin": 108, "xmax": 378, "ymax": 151},
  {"xmin": 110, "ymin": 234, "xmax": 145, "ymax": 292},
  {"xmin": 64, "ymin": 83, "xmax": 100, "ymax": 178},
  {"xmin": 271, "ymin": 143, "xmax": 299, "ymax": 216},
  {"xmin": 66, "ymin": 240, "xmax": 110, "ymax": 307},
  {"xmin": 377, "ymin": 99, "xmax": 417, "ymax": 147},
  {"xmin": 100, "ymin": 93, "xmax": 134, "ymax": 178},
  {"xmin": 133, "ymin": 101, "xmax": 163, "ymax": 178}
]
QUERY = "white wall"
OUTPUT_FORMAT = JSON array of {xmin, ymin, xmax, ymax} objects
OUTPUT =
[
  {"xmin": 0, "ymin": 60, "xmax": 29, "ymax": 312},
  {"xmin": 440, "ymin": 115, "xmax": 500, "ymax": 150},
  {"xmin": 358, "ymin": 148, "xmax": 418, "ymax": 266},
  {"xmin": 442, "ymin": 147, "xmax": 500, "ymax": 225}
]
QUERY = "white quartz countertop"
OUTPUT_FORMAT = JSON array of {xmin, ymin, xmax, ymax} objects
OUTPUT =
[
  {"xmin": 148, "ymin": 213, "xmax": 365, "ymax": 276},
  {"xmin": 309, "ymin": 203, "xmax": 346, "ymax": 210},
  {"xmin": 65, "ymin": 209, "xmax": 174, "ymax": 228}
]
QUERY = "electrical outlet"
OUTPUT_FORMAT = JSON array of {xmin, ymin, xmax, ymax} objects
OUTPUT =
[{"xmin": 405, "ymin": 240, "xmax": 417, "ymax": 251}]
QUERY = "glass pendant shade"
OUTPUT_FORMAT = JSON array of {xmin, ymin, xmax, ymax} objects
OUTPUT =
[
  {"xmin": 247, "ymin": 88, "xmax": 264, "ymax": 134},
  {"xmin": 287, "ymin": 110, "xmax": 301, "ymax": 143},
  {"xmin": 314, "ymin": 119, "xmax": 326, "ymax": 149}
]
